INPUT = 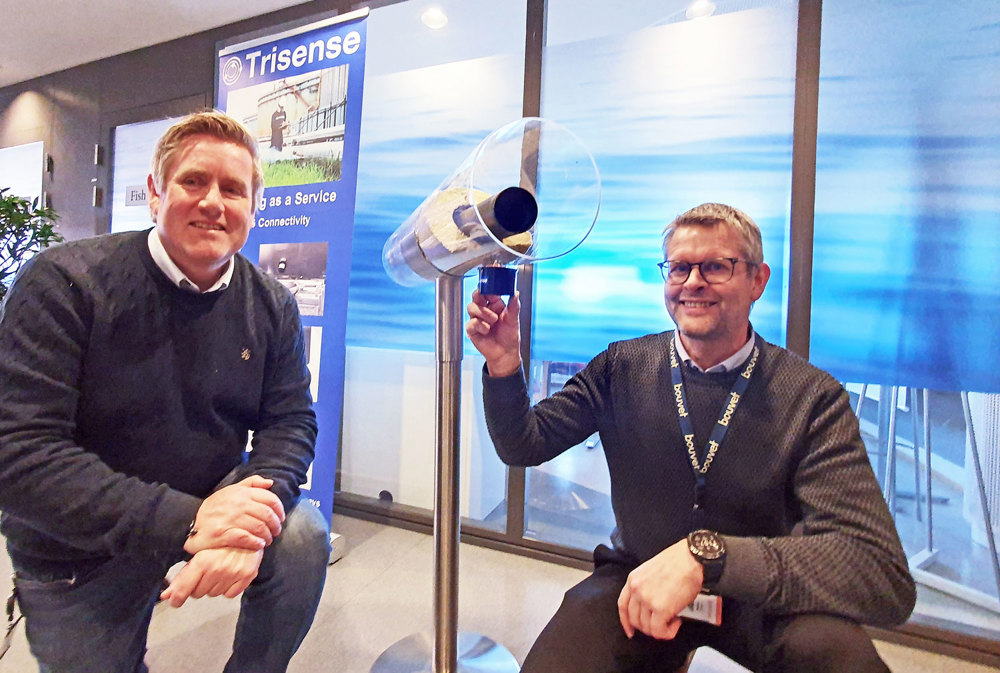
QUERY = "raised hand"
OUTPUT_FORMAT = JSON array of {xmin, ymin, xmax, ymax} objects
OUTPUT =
[
  {"xmin": 465, "ymin": 289, "xmax": 522, "ymax": 377},
  {"xmin": 184, "ymin": 475, "xmax": 285, "ymax": 555}
]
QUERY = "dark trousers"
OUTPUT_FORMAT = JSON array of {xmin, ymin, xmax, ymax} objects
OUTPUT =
[{"xmin": 521, "ymin": 547, "xmax": 890, "ymax": 673}]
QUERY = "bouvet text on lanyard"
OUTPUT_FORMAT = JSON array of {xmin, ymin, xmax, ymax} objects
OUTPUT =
[{"xmin": 668, "ymin": 337, "xmax": 759, "ymax": 512}]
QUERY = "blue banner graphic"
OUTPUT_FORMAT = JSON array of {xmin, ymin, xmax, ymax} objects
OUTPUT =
[{"xmin": 216, "ymin": 9, "xmax": 368, "ymax": 523}]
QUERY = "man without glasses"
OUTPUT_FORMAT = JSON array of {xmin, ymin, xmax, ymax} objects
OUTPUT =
[
  {"xmin": 0, "ymin": 110, "xmax": 329, "ymax": 673},
  {"xmin": 466, "ymin": 202, "xmax": 915, "ymax": 672}
]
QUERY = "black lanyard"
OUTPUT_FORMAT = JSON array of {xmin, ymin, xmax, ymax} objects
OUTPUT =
[{"xmin": 668, "ymin": 337, "xmax": 759, "ymax": 513}]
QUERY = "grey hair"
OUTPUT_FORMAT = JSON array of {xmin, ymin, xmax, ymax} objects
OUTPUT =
[{"xmin": 662, "ymin": 203, "xmax": 763, "ymax": 264}]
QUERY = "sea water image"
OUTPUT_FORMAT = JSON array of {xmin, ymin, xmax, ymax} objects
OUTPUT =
[
  {"xmin": 345, "ymin": 1, "xmax": 1000, "ymax": 394},
  {"xmin": 347, "ymin": 6, "xmax": 797, "ymax": 362}
]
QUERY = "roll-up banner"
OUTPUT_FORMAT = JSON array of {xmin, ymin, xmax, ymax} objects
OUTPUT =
[{"xmin": 216, "ymin": 8, "xmax": 368, "ymax": 523}]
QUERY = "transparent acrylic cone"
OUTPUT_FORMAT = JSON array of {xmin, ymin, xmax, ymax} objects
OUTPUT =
[{"xmin": 383, "ymin": 117, "xmax": 601, "ymax": 286}]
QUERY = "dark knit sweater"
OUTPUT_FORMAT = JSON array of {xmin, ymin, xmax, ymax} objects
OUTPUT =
[
  {"xmin": 0, "ymin": 230, "xmax": 316, "ymax": 562},
  {"xmin": 483, "ymin": 332, "xmax": 915, "ymax": 626}
]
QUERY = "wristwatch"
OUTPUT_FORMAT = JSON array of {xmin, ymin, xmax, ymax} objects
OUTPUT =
[{"xmin": 687, "ymin": 529, "xmax": 726, "ymax": 591}]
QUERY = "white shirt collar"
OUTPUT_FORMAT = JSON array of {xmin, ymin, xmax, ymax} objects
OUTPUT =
[
  {"xmin": 147, "ymin": 229, "xmax": 232, "ymax": 294},
  {"xmin": 673, "ymin": 330, "xmax": 756, "ymax": 374}
]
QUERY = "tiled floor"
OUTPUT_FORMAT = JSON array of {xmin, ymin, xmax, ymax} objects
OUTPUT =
[{"xmin": 1, "ymin": 515, "xmax": 998, "ymax": 672}]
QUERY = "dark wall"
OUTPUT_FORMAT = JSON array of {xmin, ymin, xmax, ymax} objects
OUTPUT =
[{"xmin": 0, "ymin": 0, "xmax": 354, "ymax": 241}]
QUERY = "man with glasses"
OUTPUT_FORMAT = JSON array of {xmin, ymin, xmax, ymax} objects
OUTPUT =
[{"xmin": 466, "ymin": 203, "xmax": 914, "ymax": 672}]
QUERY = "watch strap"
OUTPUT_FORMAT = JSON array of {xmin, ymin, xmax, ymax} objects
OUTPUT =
[{"xmin": 688, "ymin": 529, "xmax": 726, "ymax": 591}]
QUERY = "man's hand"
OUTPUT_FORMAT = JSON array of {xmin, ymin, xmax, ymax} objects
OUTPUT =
[
  {"xmin": 160, "ymin": 547, "xmax": 264, "ymax": 608},
  {"xmin": 617, "ymin": 539, "xmax": 705, "ymax": 640},
  {"xmin": 184, "ymin": 475, "xmax": 285, "ymax": 555},
  {"xmin": 465, "ymin": 289, "xmax": 522, "ymax": 377}
]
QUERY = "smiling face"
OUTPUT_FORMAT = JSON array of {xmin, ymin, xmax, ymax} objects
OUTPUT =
[
  {"xmin": 148, "ymin": 135, "xmax": 255, "ymax": 290},
  {"xmin": 664, "ymin": 222, "xmax": 770, "ymax": 366}
]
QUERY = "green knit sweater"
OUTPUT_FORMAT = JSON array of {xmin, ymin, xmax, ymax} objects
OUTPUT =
[{"xmin": 483, "ymin": 332, "xmax": 915, "ymax": 626}]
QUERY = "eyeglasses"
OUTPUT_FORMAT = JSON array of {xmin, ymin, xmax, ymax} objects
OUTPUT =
[{"xmin": 657, "ymin": 258, "xmax": 754, "ymax": 285}]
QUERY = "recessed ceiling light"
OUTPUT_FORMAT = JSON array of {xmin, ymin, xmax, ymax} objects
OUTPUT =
[
  {"xmin": 421, "ymin": 6, "xmax": 448, "ymax": 30},
  {"xmin": 685, "ymin": 0, "xmax": 717, "ymax": 20}
]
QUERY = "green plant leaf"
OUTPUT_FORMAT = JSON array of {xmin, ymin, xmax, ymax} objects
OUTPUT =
[{"xmin": 0, "ymin": 187, "xmax": 62, "ymax": 302}]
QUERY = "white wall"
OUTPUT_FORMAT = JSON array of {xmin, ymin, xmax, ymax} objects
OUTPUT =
[{"xmin": 0, "ymin": 141, "xmax": 44, "ymax": 204}]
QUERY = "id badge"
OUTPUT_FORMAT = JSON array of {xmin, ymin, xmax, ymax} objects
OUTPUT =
[{"xmin": 677, "ymin": 592, "xmax": 722, "ymax": 626}]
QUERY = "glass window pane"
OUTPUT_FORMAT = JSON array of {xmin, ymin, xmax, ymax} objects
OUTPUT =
[
  {"xmin": 0, "ymin": 141, "xmax": 43, "ymax": 206},
  {"xmin": 0, "ymin": 141, "xmax": 45, "ymax": 278},
  {"xmin": 338, "ymin": 0, "xmax": 526, "ymax": 529},
  {"xmin": 110, "ymin": 116, "xmax": 181, "ymax": 233},
  {"xmin": 814, "ymin": 0, "xmax": 1000, "ymax": 638},
  {"xmin": 529, "ymin": 0, "xmax": 799, "ymax": 549}
]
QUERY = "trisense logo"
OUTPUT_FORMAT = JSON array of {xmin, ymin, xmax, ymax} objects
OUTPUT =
[
  {"xmin": 221, "ymin": 57, "xmax": 243, "ymax": 86},
  {"xmin": 239, "ymin": 31, "xmax": 362, "ymax": 82}
]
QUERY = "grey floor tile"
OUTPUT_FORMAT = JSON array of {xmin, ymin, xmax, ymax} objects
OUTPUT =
[
  {"xmin": 874, "ymin": 640, "xmax": 1000, "ymax": 673},
  {"xmin": 2, "ymin": 516, "xmax": 999, "ymax": 673}
]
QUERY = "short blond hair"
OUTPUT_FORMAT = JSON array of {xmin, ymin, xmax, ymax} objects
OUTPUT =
[
  {"xmin": 662, "ymin": 203, "xmax": 763, "ymax": 264},
  {"xmin": 150, "ymin": 110, "xmax": 264, "ymax": 207}
]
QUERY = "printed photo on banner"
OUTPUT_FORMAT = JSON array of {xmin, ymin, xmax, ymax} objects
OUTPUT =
[
  {"xmin": 225, "ymin": 66, "xmax": 349, "ymax": 187},
  {"xmin": 303, "ymin": 326, "xmax": 323, "ymax": 403},
  {"xmin": 259, "ymin": 241, "xmax": 330, "ymax": 317}
]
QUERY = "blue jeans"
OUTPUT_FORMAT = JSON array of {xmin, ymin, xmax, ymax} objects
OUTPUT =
[{"xmin": 9, "ymin": 498, "xmax": 330, "ymax": 673}]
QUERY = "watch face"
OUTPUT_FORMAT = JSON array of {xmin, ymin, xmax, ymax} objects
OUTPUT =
[{"xmin": 689, "ymin": 530, "xmax": 725, "ymax": 560}]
